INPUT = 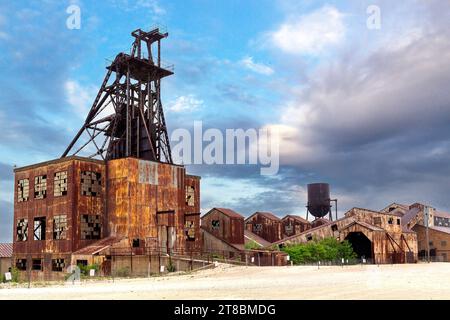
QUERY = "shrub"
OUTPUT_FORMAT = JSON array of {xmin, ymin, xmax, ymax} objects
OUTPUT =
[
  {"xmin": 167, "ymin": 260, "xmax": 176, "ymax": 273},
  {"xmin": 245, "ymin": 240, "xmax": 261, "ymax": 250},
  {"xmin": 281, "ymin": 237, "xmax": 357, "ymax": 264},
  {"xmin": 78, "ymin": 264, "xmax": 100, "ymax": 276},
  {"xmin": 10, "ymin": 267, "xmax": 20, "ymax": 283}
]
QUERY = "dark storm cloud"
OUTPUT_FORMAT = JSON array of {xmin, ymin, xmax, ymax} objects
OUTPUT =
[{"xmin": 266, "ymin": 3, "xmax": 450, "ymax": 213}]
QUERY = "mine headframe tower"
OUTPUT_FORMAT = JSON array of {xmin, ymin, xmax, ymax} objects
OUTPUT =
[{"xmin": 62, "ymin": 27, "xmax": 173, "ymax": 163}]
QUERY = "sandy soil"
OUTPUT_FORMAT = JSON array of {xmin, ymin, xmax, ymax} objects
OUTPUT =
[{"xmin": 1, "ymin": 263, "xmax": 450, "ymax": 300}]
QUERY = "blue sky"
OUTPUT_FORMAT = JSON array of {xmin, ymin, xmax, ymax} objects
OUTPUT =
[{"xmin": 1, "ymin": 0, "xmax": 450, "ymax": 242}]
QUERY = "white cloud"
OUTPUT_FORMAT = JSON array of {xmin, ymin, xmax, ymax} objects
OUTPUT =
[
  {"xmin": 136, "ymin": 0, "xmax": 165, "ymax": 15},
  {"xmin": 65, "ymin": 80, "xmax": 98, "ymax": 117},
  {"xmin": 168, "ymin": 94, "xmax": 204, "ymax": 113},
  {"xmin": 270, "ymin": 5, "xmax": 345, "ymax": 55},
  {"xmin": 112, "ymin": 0, "xmax": 166, "ymax": 15},
  {"xmin": 240, "ymin": 56, "xmax": 274, "ymax": 75}
]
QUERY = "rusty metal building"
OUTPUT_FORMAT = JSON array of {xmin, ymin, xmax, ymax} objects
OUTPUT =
[
  {"xmin": 202, "ymin": 208, "xmax": 244, "ymax": 245},
  {"xmin": 275, "ymin": 207, "xmax": 418, "ymax": 264},
  {"xmin": 12, "ymin": 156, "xmax": 200, "ymax": 280},
  {"xmin": 0, "ymin": 243, "xmax": 12, "ymax": 276},
  {"xmin": 245, "ymin": 212, "xmax": 283, "ymax": 243},
  {"xmin": 201, "ymin": 208, "xmax": 245, "ymax": 255},
  {"xmin": 11, "ymin": 27, "xmax": 202, "ymax": 280},
  {"xmin": 281, "ymin": 215, "xmax": 310, "ymax": 238}
]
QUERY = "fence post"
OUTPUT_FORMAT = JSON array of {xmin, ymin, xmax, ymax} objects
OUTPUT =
[
  {"xmin": 112, "ymin": 250, "xmax": 115, "ymax": 282},
  {"xmin": 148, "ymin": 247, "xmax": 151, "ymax": 278}
]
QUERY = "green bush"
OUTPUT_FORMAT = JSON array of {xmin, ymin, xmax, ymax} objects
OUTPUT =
[
  {"xmin": 10, "ymin": 267, "xmax": 20, "ymax": 283},
  {"xmin": 245, "ymin": 240, "xmax": 261, "ymax": 250},
  {"xmin": 281, "ymin": 237, "xmax": 356, "ymax": 264},
  {"xmin": 167, "ymin": 260, "xmax": 176, "ymax": 272},
  {"xmin": 78, "ymin": 264, "xmax": 100, "ymax": 276}
]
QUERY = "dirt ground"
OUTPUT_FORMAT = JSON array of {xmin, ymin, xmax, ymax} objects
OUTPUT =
[{"xmin": 1, "ymin": 262, "xmax": 450, "ymax": 300}]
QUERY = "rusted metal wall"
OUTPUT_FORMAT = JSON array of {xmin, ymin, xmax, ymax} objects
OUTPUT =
[
  {"xmin": 276, "ymin": 209, "xmax": 418, "ymax": 264},
  {"xmin": 248, "ymin": 250, "xmax": 288, "ymax": 266},
  {"xmin": 185, "ymin": 175, "xmax": 201, "ymax": 252},
  {"xmin": 106, "ymin": 158, "xmax": 201, "ymax": 254},
  {"xmin": 201, "ymin": 209, "xmax": 244, "ymax": 245},
  {"xmin": 345, "ymin": 208, "xmax": 403, "ymax": 233},
  {"xmin": 13, "ymin": 157, "xmax": 105, "ymax": 280},
  {"xmin": 13, "ymin": 156, "xmax": 201, "ymax": 280},
  {"xmin": 201, "ymin": 228, "xmax": 242, "ymax": 257},
  {"xmin": 245, "ymin": 213, "xmax": 282, "ymax": 243},
  {"xmin": 414, "ymin": 225, "xmax": 450, "ymax": 261},
  {"xmin": 281, "ymin": 216, "xmax": 310, "ymax": 238}
]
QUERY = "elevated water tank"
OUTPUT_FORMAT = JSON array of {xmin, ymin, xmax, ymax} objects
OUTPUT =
[{"xmin": 307, "ymin": 183, "xmax": 331, "ymax": 218}]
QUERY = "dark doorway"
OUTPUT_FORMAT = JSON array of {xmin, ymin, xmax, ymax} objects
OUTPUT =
[{"xmin": 345, "ymin": 232, "xmax": 372, "ymax": 259}]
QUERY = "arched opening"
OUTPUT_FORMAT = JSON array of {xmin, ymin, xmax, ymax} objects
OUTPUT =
[{"xmin": 345, "ymin": 232, "xmax": 372, "ymax": 259}]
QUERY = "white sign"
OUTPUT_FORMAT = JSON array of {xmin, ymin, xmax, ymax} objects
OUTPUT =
[
  {"xmin": 287, "ymin": 255, "xmax": 290, "ymax": 261},
  {"xmin": 251, "ymin": 257, "xmax": 255, "ymax": 263},
  {"xmin": 342, "ymin": 258, "xmax": 345, "ymax": 264},
  {"xmin": 4, "ymin": 272, "xmax": 11, "ymax": 281},
  {"xmin": 160, "ymin": 265, "xmax": 165, "ymax": 272},
  {"xmin": 89, "ymin": 269, "xmax": 95, "ymax": 277},
  {"xmin": 363, "ymin": 258, "xmax": 366, "ymax": 264}
]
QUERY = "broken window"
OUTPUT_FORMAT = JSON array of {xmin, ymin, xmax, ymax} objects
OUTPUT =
[
  {"xmin": 17, "ymin": 179, "xmax": 29, "ymax": 202},
  {"xmin": 185, "ymin": 186, "xmax": 195, "ymax": 206},
  {"xmin": 185, "ymin": 220, "xmax": 196, "ymax": 241},
  {"xmin": 81, "ymin": 171, "xmax": 101, "ymax": 196},
  {"xmin": 306, "ymin": 234, "xmax": 313, "ymax": 241},
  {"xmin": 388, "ymin": 217, "xmax": 394, "ymax": 225},
  {"xmin": 34, "ymin": 175, "xmax": 47, "ymax": 199},
  {"xmin": 16, "ymin": 259, "xmax": 27, "ymax": 271},
  {"xmin": 54, "ymin": 171, "xmax": 68, "ymax": 197},
  {"xmin": 397, "ymin": 218, "xmax": 401, "ymax": 225},
  {"xmin": 373, "ymin": 217, "xmax": 382, "ymax": 226},
  {"xmin": 33, "ymin": 217, "xmax": 46, "ymax": 241},
  {"xmin": 331, "ymin": 224, "xmax": 338, "ymax": 232},
  {"xmin": 80, "ymin": 214, "xmax": 101, "ymax": 240},
  {"xmin": 441, "ymin": 241, "xmax": 447, "ymax": 247},
  {"xmin": 16, "ymin": 218, "xmax": 28, "ymax": 241},
  {"xmin": 32, "ymin": 259, "xmax": 43, "ymax": 271},
  {"xmin": 52, "ymin": 259, "xmax": 65, "ymax": 272},
  {"xmin": 76, "ymin": 260, "xmax": 88, "ymax": 267},
  {"xmin": 53, "ymin": 215, "xmax": 67, "ymax": 240},
  {"xmin": 132, "ymin": 239, "xmax": 141, "ymax": 248},
  {"xmin": 253, "ymin": 223, "xmax": 263, "ymax": 234},
  {"xmin": 211, "ymin": 220, "xmax": 220, "ymax": 230}
]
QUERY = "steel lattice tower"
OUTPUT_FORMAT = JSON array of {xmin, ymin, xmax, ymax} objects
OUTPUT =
[{"xmin": 62, "ymin": 27, "xmax": 173, "ymax": 163}]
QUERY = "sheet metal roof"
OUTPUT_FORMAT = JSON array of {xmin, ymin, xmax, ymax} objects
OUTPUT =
[
  {"xmin": 244, "ymin": 230, "xmax": 273, "ymax": 247},
  {"xmin": 214, "ymin": 208, "xmax": 244, "ymax": 219},
  {"xmin": 72, "ymin": 237, "xmax": 120, "ymax": 255},
  {"xmin": 0, "ymin": 243, "xmax": 13, "ymax": 258}
]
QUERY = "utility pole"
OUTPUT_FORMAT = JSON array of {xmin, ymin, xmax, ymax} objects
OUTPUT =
[{"xmin": 425, "ymin": 206, "xmax": 430, "ymax": 263}]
